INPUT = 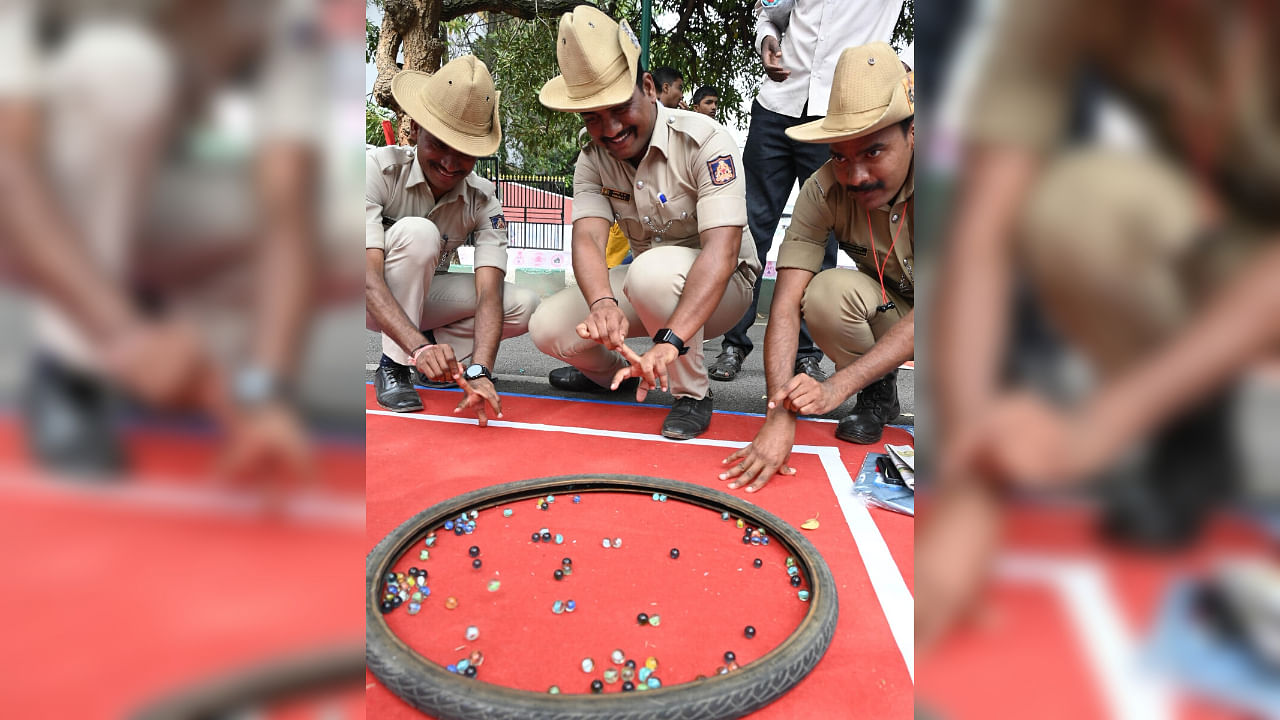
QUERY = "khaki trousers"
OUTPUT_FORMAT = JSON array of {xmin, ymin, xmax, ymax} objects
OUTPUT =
[
  {"xmin": 529, "ymin": 246, "xmax": 753, "ymax": 399},
  {"xmin": 801, "ymin": 269, "xmax": 911, "ymax": 370},
  {"xmin": 372, "ymin": 216, "xmax": 539, "ymax": 366}
]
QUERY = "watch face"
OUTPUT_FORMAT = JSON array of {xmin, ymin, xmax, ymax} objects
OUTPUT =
[{"xmin": 465, "ymin": 364, "xmax": 486, "ymax": 380}]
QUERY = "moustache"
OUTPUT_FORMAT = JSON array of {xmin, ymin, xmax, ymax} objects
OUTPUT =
[{"xmin": 849, "ymin": 181, "xmax": 885, "ymax": 193}]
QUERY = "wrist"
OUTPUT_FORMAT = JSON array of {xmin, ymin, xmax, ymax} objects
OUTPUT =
[
  {"xmin": 409, "ymin": 342, "xmax": 434, "ymax": 365},
  {"xmin": 590, "ymin": 296, "xmax": 618, "ymax": 309}
]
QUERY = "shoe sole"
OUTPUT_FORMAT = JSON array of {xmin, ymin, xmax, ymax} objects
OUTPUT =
[
  {"xmin": 708, "ymin": 370, "xmax": 738, "ymax": 382},
  {"xmin": 661, "ymin": 427, "xmax": 706, "ymax": 440},
  {"xmin": 376, "ymin": 397, "xmax": 423, "ymax": 413},
  {"xmin": 834, "ymin": 427, "xmax": 884, "ymax": 444}
]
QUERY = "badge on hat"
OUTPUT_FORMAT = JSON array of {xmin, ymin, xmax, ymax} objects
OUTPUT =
[
  {"xmin": 902, "ymin": 72, "xmax": 915, "ymax": 114},
  {"xmin": 621, "ymin": 20, "xmax": 640, "ymax": 49},
  {"xmin": 707, "ymin": 155, "xmax": 736, "ymax": 186}
]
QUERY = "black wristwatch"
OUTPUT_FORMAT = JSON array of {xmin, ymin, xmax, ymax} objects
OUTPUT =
[
  {"xmin": 652, "ymin": 329, "xmax": 689, "ymax": 356},
  {"xmin": 463, "ymin": 363, "xmax": 493, "ymax": 382}
]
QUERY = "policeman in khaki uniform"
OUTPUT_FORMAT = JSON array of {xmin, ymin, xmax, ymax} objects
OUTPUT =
[
  {"xmin": 723, "ymin": 43, "xmax": 915, "ymax": 491},
  {"xmin": 529, "ymin": 5, "xmax": 761, "ymax": 440},
  {"xmin": 366, "ymin": 55, "xmax": 539, "ymax": 421}
]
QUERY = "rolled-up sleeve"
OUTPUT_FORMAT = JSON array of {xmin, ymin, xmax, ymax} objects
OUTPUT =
[
  {"xmin": 964, "ymin": 0, "xmax": 1077, "ymax": 151},
  {"xmin": 571, "ymin": 149, "xmax": 614, "ymax": 223},
  {"xmin": 752, "ymin": 1, "xmax": 779, "ymax": 54},
  {"xmin": 470, "ymin": 192, "xmax": 509, "ymax": 272},
  {"xmin": 693, "ymin": 129, "xmax": 748, "ymax": 234},
  {"xmin": 365, "ymin": 150, "xmax": 387, "ymax": 250},
  {"xmin": 775, "ymin": 176, "xmax": 830, "ymax": 273}
]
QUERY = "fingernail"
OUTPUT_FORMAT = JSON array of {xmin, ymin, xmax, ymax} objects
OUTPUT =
[
  {"xmin": 718, "ymin": 473, "xmax": 727, "ymax": 479},
  {"xmin": 746, "ymin": 487, "xmax": 755, "ymax": 493}
]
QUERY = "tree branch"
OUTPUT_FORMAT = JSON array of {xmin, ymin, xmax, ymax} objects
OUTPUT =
[{"xmin": 442, "ymin": 0, "xmax": 588, "ymax": 22}]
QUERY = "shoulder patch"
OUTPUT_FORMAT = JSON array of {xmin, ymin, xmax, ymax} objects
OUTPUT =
[
  {"xmin": 707, "ymin": 155, "xmax": 736, "ymax": 186},
  {"xmin": 601, "ymin": 187, "xmax": 632, "ymax": 201},
  {"xmin": 489, "ymin": 214, "xmax": 506, "ymax": 230}
]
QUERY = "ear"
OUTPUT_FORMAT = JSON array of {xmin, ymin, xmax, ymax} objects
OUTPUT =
[{"xmin": 642, "ymin": 73, "xmax": 657, "ymax": 99}]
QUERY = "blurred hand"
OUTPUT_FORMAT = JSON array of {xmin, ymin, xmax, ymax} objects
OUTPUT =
[
  {"xmin": 102, "ymin": 319, "xmax": 211, "ymax": 408},
  {"xmin": 413, "ymin": 343, "xmax": 457, "ymax": 382},
  {"xmin": 218, "ymin": 401, "xmax": 312, "ymax": 490},
  {"xmin": 612, "ymin": 342, "xmax": 679, "ymax": 401},
  {"xmin": 575, "ymin": 301, "xmax": 628, "ymax": 350},
  {"xmin": 770, "ymin": 373, "xmax": 845, "ymax": 416},
  {"xmin": 720, "ymin": 416, "xmax": 797, "ymax": 492},
  {"xmin": 454, "ymin": 370, "xmax": 502, "ymax": 427},
  {"xmin": 946, "ymin": 393, "xmax": 1113, "ymax": 488},
  {"xmin": 761, "ymin": 36, "xmax": 790, "ymax": 82}
]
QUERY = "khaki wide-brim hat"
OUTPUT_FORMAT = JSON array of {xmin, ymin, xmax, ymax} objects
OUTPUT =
[
  {"xmin": 392, "ymin": 54, "xmax": 501, "ymax": 157},
  {"xmin": 539, "ymin": 5, "xmax": 642, "ymax": 112},
  {"xmin": 787, "ymin": 42, "xmax": 914, "ymax": 144}
]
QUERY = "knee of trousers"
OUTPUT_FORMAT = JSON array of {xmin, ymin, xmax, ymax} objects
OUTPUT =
[
  {"xmin": 527, "ymin": 302, "xmax": 576, "ymax": 359},
  {"xmin": 801, "ymin": 270, "xmax": 878, "ymax": 348},
  {"xmin": 1019, "ymin": 150, "xmax": 1199, "ymax": 289},
  {"xmin": 384, "ymin": 217, "xmax": 445, "ymax": 264},
  {"xmin": 503, "ymin": 285, "xmax": 541, "ymax": 336},
  {"xmin": 621, "ymin": 247, "xmax": 691, "ymax": 314}
]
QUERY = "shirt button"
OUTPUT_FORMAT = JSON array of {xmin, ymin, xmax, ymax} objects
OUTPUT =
[
  {"xmin": 637, "ymin": 180, "xmax": 645, "ymax": 189},
  {"xmin": 891, "ymin": 214, "xmax": 899, "ymax": 223},
  {"xmin": 667, "ymin": 117, "xmax": 675, "ymax": 125},
  {"xmin": 643, "ymin": 216, "xmax": 650, "ymax": 223}
]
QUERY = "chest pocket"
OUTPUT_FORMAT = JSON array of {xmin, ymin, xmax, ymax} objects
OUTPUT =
[
  {"xmin": 608, "ymin": 198, "xmax": 645, "ymax": 243},
  {"xmin": 649, "ymin": 191, "xmax": 698, "ymax": 242}
]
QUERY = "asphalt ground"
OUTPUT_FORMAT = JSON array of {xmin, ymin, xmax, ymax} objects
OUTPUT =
[{"xmin": 364, "ymin": 318, "xmax": 915, "ymax": 426}]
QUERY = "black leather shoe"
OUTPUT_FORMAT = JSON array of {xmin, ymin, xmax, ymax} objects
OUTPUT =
[
  {"xmin": 708, "ymin": 345, "xmax": 747, "ymax": 381},
  {"xmin": 835, "ymin": 371, "xmax": 899, "ymax": 444},
  {"xmin": 662, "ymin": 394, "xmax": 714, "ymax": 440},
  {"xmin": 794, "ymin": 355, "xmax": 828, "ymax": 382},
  {"xmin": 411, "ymin": 369, "xmax": 458, "ymax": 390},
  {"xmin": 375, "ymin": 358, "xmax": 423, "ymax": 412},
  {"xmin": 548, "ymin": 366, "xmax": 638, "ymax": 394},
  {"xmin": 22, "ymin": 355, "xmax": 125, "ymax": 476}
]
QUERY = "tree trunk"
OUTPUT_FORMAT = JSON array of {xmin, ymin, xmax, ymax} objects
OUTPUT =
[{"xmin": 374, "ymin": 0, "xmax": 446, "ymax": 145}]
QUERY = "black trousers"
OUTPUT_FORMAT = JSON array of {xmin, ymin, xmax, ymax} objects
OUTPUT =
[{"xmin": 722, "ymin": 99, "xmax": 839, "ymax": 359}]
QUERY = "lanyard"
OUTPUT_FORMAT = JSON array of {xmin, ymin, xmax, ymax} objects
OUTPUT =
[{"xmin": 865, "ymin": 207, "xmax": 909, "ymax": 312}]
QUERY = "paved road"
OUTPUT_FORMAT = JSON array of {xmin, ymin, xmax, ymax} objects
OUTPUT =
[{"xmin": 364, "ymin": 319, "xmax": 915, "ymax": 425}]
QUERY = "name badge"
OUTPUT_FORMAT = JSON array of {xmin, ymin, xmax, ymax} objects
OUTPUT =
[{"xmin": 601, "ymin": 187, "xmax": 632, "ymax": 201}]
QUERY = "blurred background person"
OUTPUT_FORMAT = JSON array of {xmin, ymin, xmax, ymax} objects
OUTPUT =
[
  {"xmin": 0, "ymin": 0, "xmax": 363, "ymax": 486},
  {"xmin": 0, "ymin": 0, "xmax": 364, "ymax": 713},
  {"xmin": 691, "ymin": 84, "xmax": 721, "ymax": 119},
  {"xmin": 916, "ymin": 0, "xmax": 1280, "ymax": 714},
  {"xmin": 651, "ymin": 64, "xmax": 686, "ymax": 109}
]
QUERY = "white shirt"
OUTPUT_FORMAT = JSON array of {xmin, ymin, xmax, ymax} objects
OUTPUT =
[{"xmin": 753, "ymin": 0, "xmax": 904, "ymax": 118}]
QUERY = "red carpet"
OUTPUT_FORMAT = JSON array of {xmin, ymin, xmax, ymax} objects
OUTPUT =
[
  {"xmin": 0, "ymin": 417, "xmax": 365, "ymax": 719},
  {"xmin": 918, "ymin": 503, "xmax": 1269, "ymax": 720},
  {"xmin": 365, "ymin": 385, "xmax": 915, "ymax": 719}
]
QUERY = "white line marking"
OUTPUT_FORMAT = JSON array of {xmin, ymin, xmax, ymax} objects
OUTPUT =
[
  {"xmin": 369, "ymin": 407, "xmax": 915, "ymax": 682},
  {"xmin": 366, "ymin": 409, "xmax": 836, "ymax": 454},
  {"xmin": 998, "ymin": 554, "xmax": 1175, "ymax": 720},
  {"xmin": 0, "ymin": 472, "xmax": 364, "ymax": 528},
  {"xmin": 818, "ymin": 448, "xmax": 914, "ymax": 682}
]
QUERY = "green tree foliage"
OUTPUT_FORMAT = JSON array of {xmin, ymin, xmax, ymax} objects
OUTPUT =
[
  {"xmin": 369, "ymin": 1, "xmax": 914, "ymax": 175},
  {"xmin": 367, "ymin": 100, "xmax": 396, "ymax": 146}
]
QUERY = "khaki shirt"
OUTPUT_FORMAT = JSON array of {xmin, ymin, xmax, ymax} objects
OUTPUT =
[
  {"xmin": 966, "ymin": 0, "xmax": 1280, "ymax": 224},
  {"xmin": 776, "ymin": 159, "xmax": 914, "ymax": 303},
  {"xmin": 365, "ymin": 145, "xmax": 509, "ymax": 272},
  {"xmin": 572, "ymin": 103, "xmax": 762, "ymax": 282}
]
